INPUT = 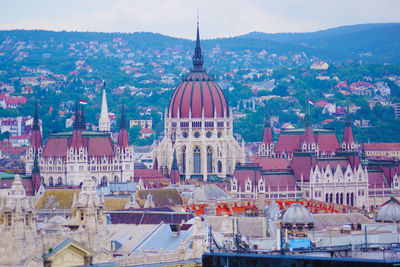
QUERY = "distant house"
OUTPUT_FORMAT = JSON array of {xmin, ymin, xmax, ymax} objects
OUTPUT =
[
  {"xmin": 0, "ymin": 91, "xmax": 27, "ymax": 109},
  {"xmin": 349, "ymin": 81, "xmax": 374, "ymax": 96},
  {"xmin": 139, "ymin": 128, "xmax": 155, "ymax": 139},
  {"xmin": 310, "ymin": 61, "xmax": 329, "ymax": 70},
  {"xmin": 364, "ymin": 143, "xmax": 400, "ymax": 160}
]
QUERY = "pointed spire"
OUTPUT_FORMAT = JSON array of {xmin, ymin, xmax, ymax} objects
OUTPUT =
[
  {"xmin": 32, "ymin": 150, "xmax": 40, "ymax": 174},
  {"xmin": 170, "ymin": 150, "xmax": 181, "ymax": 185},
  {"xmin": 99, "ymin": 81, "xmax": 111, "ymax": 132},
  {"xmin": 264, "ymin": 101, "xmax": 271, "ymax": 128},
  {"xmin": 33, "ymin": 100, "xmax": 39, "ymax": 130},
  {"xmin": 304, "ymin": 98, "xmax": 312, "ymax": 128},
  {"xmin": 31, "ymin": 150, "xmax": 41, "ymax": 195},
  {"xmin": 80, "ymin": 104, "xmax": 86, "ymax": 130},
  {"xmin": 171, "ymin": 151, "xmax": 179, "ymax": 170},
  {"xmin": 73, "ymin": 101, "xmax": 80, "ymax": 130},
  {"xmin": 345, "ymin": 103, "xmax": 351, "ymax": 127},
  {"xmin": 117, "ymin": 101, "xmax": 129, "ymax": 149},
  {"xmin": 262, "ymin": 101, "xmax": 273, "ymax": 148},
  {"xmin": 120, "ymin": 102, "xmax": 127, "ymax": 130},
  {"xmin": 153, "ymin": 156, "xmax": 158, "ymax": 170},
  {"xmin": 31, "ymin": 100, "xmax": 42, "ymax": 150},
  {"xmin": 192, "ymin": 16, "xmax": 204, "ymax": 72},
  {"xmin": 361, "ymin": 143, "xmax": 366, "ymax": 160}
]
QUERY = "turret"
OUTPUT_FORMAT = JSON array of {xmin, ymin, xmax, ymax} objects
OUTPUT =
[
  {"xmin": 301, "ymin": 98, "xmax": 316, "ymax": 152},
  {"xmin": 71, "ymin": 101, "xmax": 83, "ymax": 150},
  {"xmin": 31, "ymin": 151, "xmax": 41, "ymax": 195},
  {"xmin": 117, "ymin": 102, "xmax": 129, "ymax": 150},
  {"xmin": 342, "ymin": 104, "xmax": 356, "ymax": 151},
  {"xmin": 170, "ymin": 151, "xmax": 180, "ymax": 184},
  {"xmin": 30, "ymin": 100, "xmax": 42, "ymax": 150}
]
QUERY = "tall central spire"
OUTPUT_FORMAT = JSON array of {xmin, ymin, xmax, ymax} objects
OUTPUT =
[{"xmin": 192, "ymin": 16, "xmax": 204, "ymax": 71}]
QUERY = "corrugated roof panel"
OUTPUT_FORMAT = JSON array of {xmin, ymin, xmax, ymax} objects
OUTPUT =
[{"xmin": 134, "ymin": 223, "xmax": 194, "ymax": 252}]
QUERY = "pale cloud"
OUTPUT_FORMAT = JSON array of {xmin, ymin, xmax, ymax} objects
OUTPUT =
[{"xmin": 0, "ymin": 0, "xmax": 399, "ymax": 39}]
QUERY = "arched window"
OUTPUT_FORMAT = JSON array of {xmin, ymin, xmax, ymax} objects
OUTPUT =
[
  {"xmin": 49, "ymin": 177, "xmax": 54, "ymax": 187},
  {"xmin": 194, "ymin": 146, "xmax": 201, "ymax": 174},
  {"xmin": 182, "ymin": 146, "xmax": 186, "ymax": 174},
  {"xmin": 218, "ymin": 161, "xmax": 222, "ymax": 173},
  {"xmin": 340, "ymin": 193, "xmax": 343, "ymax": 205},
  {"xmin": 57, "ymin": 177, "xmax": 63, "ymax": 186},
  {"xmin": 101, "ymin": 177, "xmax": 108, "ymax": 187},
  {"xmin": 114, "ymin": 176, "xmax": 119, "ymax": 182},
  {"xmin": 346, "ymin": 193, "xmax": 350, "ymax": 205},
  {"xmin": 329, "ymin": 193, "xmax": 333, "ymax": 203},
  {"xmin": 336, "ymin": 193, "xmax": 339, "ymax": 204},
  {"xmin": 325, "ymin": 193, "xmax": 329, "ymax": 203},
  {"xmin": 351, "ymin": 192, "xmax": 354, "ymax": 206},
  {"xmin": 207, "ymin": 146, "xmax": 213, "ymax": 173}
]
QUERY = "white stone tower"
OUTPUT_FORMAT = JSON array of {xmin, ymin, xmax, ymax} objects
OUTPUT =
[{"xmin": 99, "ymin": 82, "xmax": 111, "ymax": 132}]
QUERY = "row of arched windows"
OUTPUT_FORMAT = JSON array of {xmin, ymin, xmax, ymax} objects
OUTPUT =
[
  {"xmin": 181, "ymin": 145, "xmax": 223, "ymax": 174},
  {"xmin": 325, "ymin": 192, "xmax": 354, "ymax": 206}
]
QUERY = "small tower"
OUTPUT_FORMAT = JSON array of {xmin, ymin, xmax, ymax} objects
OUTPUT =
[
  {"xmin": 170, "ymin": 151, "xmax": 181, "ymax": 184},
  {"xmin": 301, "ymin": 98, "xmax": 317, "ymax": 153},
  {"xmin": 342, "ymin": 104, "xmax": 356, "ymax": 151},
  {"xmin": 99, "ymin": 81, "xmax": 111, "ymax": 132},
  {"xmin": 25, "ymin": 100, "xmax": 42, "ymax": 176},
  {"xmin": 31, "ymin": 151, "xmax": 41, "ymax": 195},
  {"xmin": 0, "ymin": 174, "xmax": 36, "ymax": 235},
  {"xmin": 259, "ymin": 102, "xmax": 274, "ymax": 158},
  {"xmin": 117, "ymin": 102, "xmax": 129, "ymax": 150},
  {"xmin": 31, "ymin": 100, "xmax": 42, "ymax": 150},
  {"xmin": 71, "ymin": 176, "xmax": 106, "ymax": 231},
  {"xmin": 116, "ymin": 102, "xmax": 134, "ymax": 182},
  {"xmin": 71, "ymin": 101, "xmax": 84, "ymax": 150}
]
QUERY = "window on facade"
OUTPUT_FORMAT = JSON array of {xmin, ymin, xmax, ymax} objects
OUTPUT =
[
  {"xmin": 194, "ymin": 146, "xmax": 201, "ymax": 174},
  {"xmin": 25, "ymin": 215, "xmax": 29, "ymax": 226},
  {"xmin": 218, "ymin": 161, "xmax": 222, "ymax": 173},
  {"xmin": 182, "ymin": 146, "xmax": 186, "ymax": 174},
  {"xmin": 207, "ymin": 146, "xmax": 213, "ymax": 173},
  {"xmin": 101, "ymin": 177, "xmax": 107, "ymax": 187},
  {"xmin": 57, "ymin": 177, "xmax": 63, "ymax": 186},
  {"xmin": 80, "ymin": 211, "xmax": 84, "ymax": 221},
  {"xmin": 49, "ymin": 177, "xmax": 54, "ymax": 187},
  {"xmin": 7, "ymin": 213, "xmax": 11, "ymax": 226}
]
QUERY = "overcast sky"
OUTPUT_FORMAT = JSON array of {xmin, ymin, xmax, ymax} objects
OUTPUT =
[{"xmin": 1, "ymin": 0, "xmax": 399, "ymax": 39}]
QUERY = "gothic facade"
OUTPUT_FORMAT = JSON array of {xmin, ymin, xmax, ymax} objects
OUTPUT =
[
  {"xmin": 25, "ymin": 96, "xmax": 134, "ymax": 189},
  {"xmin": 154, "ymin": 24, "xmax": 245, "ymax": 182}
]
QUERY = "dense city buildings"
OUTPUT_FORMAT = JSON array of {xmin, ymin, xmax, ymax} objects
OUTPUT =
[{"xmin": 1, "ymin": 19, "xmax": 400, "ymax": 267}]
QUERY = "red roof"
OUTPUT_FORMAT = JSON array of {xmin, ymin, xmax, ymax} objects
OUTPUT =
[
  {"xmin": 42, "ymin": 133, "xmax": 115, "ymax": 158},
  {"xmin": 315, "ymin": 100, "xmax": 330, "ymax": 107},
  {"xmin": 252, "ymin": 158, "xmax": 290, "ymax": 171},
  {"xmin": 316, "ymin": 134, "xmax": 340, "ymax": 152},
  {"xmin": 263, "ymin": 173, "xmax": 297, "ymax": 192},
  {"xmin": 275, "ymin": 134, "xmax": 301, "ymax": 156},
  {"xmin": 364, "ymin": 143, "xmax": 400, "ymax": 151},
  {"xmin": 134, "ymin": 169, "xmax": 167, "ymax": 181},
  {"xmin": 169, "ymin": 72, "xmax": 228, "ymax": 118},
  {"xmin": 368, "ymin": 171, "xmax": 389, "ymax": 189}
]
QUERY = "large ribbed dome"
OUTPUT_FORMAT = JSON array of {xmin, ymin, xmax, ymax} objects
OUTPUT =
[{"xmin": 168, "ymin": 24, "xmax": 228, "ymax": 119}]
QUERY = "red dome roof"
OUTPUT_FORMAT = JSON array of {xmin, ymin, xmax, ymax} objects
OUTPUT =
[
  {"xmin": 168, "ymin": 23, "xmax": 228, "ymax": 119},
  {"xmin": 169, "ymin": 72, "xmax": 228, "ymax": 118}
]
